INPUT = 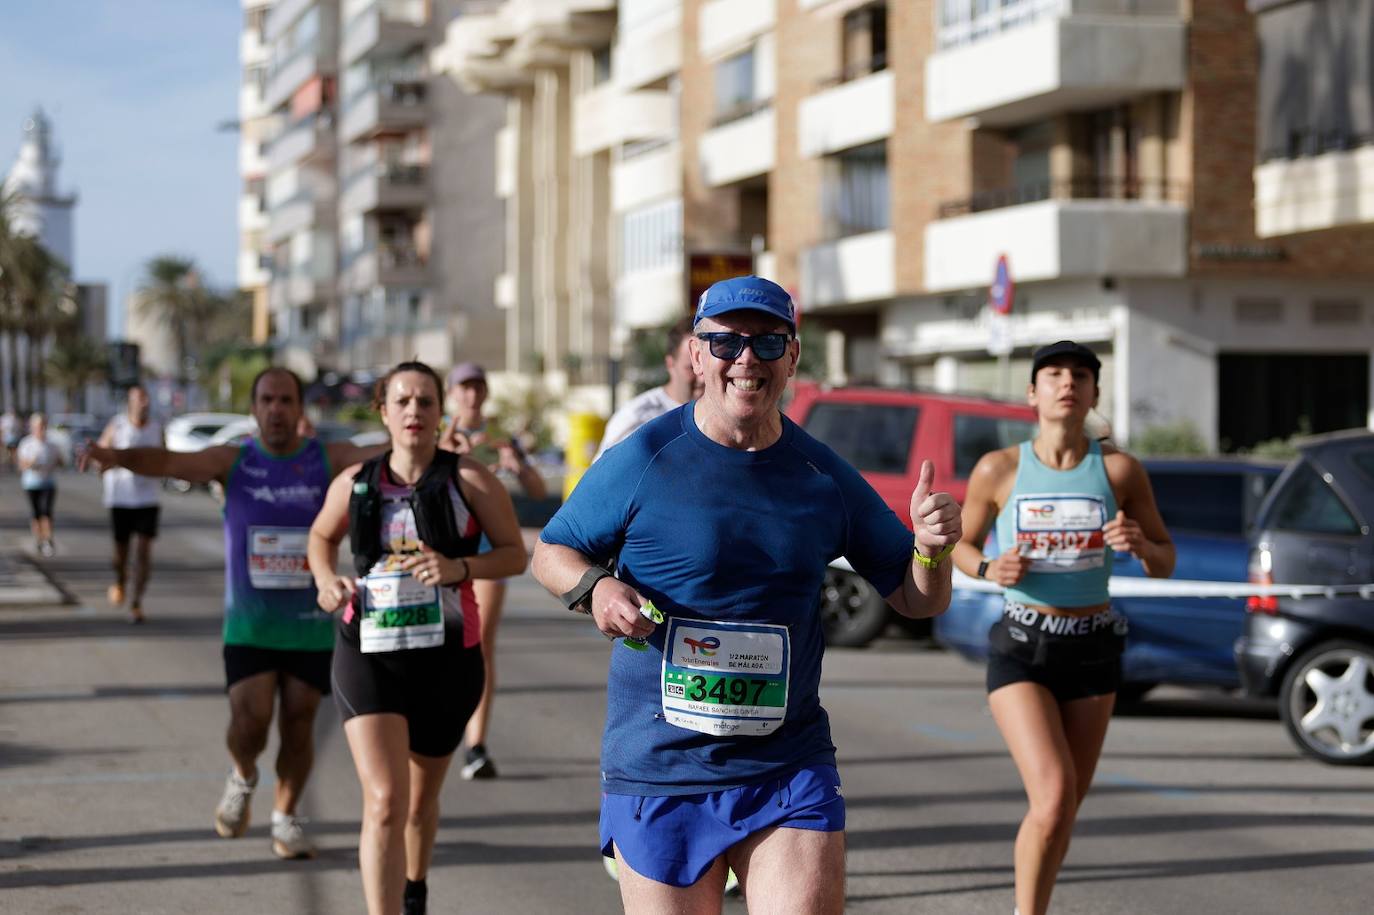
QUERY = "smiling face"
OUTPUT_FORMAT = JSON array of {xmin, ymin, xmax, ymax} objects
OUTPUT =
[
  {"xmin": 383, "ymin": 371, "xmax": 443, "ymax": 450},
  {"xmin": 1028, "ymin": 358, "xmax": 1099, "ymax": 423},
  {"xmin": 688, "ymin": 311, "xmax": 799, "ymax": 445}
]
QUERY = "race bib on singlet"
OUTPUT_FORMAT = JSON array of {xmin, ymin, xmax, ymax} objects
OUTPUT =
[
  {"xmin": 247, "ymin": 527, "xmax": 312, "ymax": 589},
  {"xmin": 359, "ymin": 570, "xmax": 444, "ymax": 653},
  {"xmin": 660, "ymin": 618, "xmax": 789, "ymax": 737},
  {"xmin": 1014, "ymin": 494, "xmax": 1108, "ymax": 572}
]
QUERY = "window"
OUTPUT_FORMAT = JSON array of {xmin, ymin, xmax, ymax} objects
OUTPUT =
[
  {"xmin": 1265, "ymin": 461, "xmax": 1361, "ymax": 535},
  {"xmin": 803, "ymin": 403, "xmax": 918, "ymax": 475},
  {"xmin": 1149, "ymin": 472, "xmax": 1244, "ymax": 537},
  {"xmin": 1351, "ymin": 450, "xmax": 1374, "ymax": 487},
  {"xmin": 592, "ymin": 46, "xmax": 612, "ymax": 86},
  {"xmin": 841, "ymin": 3, "xmax": 887, "ymax": 82},
  {"xmin": 953, "ymin": 414, "xmax": 1035, "ymax": 478},
  {"xmin": 714, "ymin": 49, "xmax": 756, "ymax": 122},
  {"xmin": 824, "ymin": 142, "xmax": 889, "ymax": 238},
  {"xmin": 619, "ymin": 199, "xmax": 683, "ymax": 275}
]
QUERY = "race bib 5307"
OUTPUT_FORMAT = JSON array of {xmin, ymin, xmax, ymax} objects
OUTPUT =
[{"xmin": 1014, "ymin": 494, "xmax": 1108, "ymax": 572}]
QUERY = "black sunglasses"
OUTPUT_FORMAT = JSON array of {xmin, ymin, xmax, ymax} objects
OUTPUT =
[{"xmin": 695, "ymin": 332, "xmax": 792, "ymax": 362}]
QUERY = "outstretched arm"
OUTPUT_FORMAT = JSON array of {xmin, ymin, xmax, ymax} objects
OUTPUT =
[{"xmin": 81, "ymin": 441, "xmax": 237, "ymax": 485}]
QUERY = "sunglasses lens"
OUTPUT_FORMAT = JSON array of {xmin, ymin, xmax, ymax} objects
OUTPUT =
[
  {"xmin": 754, "ymin": 335, "xmax": 787, "ymax": 360},
  {"xmin": 707, "ymin": 335, "xmax": 745, "ymax": 360}
]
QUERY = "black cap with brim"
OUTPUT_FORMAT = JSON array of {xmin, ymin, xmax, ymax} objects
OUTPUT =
[{"xmin": 1030, "ymin": 340, "xmax": 1101, "ymax": 382}]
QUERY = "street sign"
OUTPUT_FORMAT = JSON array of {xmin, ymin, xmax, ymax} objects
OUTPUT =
[
  {"xmin": 987, "ymin": 309, "xmax": 1013, "ymax": 357},
  {"xmin": 989, "ymin": 254, "xmax": 1014, "ymax": 315}
]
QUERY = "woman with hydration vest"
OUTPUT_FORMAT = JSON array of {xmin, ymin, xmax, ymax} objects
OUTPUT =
[{"xmin": 308, "ymin": 361, "xmax": 526, "ymax": 915}]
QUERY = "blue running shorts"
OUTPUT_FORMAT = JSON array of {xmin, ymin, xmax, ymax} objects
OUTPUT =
[{"xmin": 599, "ymin": 764, "xmax": 845, "ymax": 888}]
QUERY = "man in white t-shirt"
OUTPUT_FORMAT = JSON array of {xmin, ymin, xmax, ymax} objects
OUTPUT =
[
  {"xmin": 97, "ymin": 384, "xmax": 164, "ymax": 623},
  {"xmin": 593, "ymin": 317, "xmax": 702, "ymax": 462}
]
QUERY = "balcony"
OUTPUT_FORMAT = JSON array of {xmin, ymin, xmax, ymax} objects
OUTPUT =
[
  {"xmin": 343, "ymin": 0, "xmax": 429, "ymax": 64},
  {"xmin": 267, "ymin": 190, "xmax": 334, "ymax": 243},
  {"xmin": 341, "ymin": 242, "xmax": 429, "ymax": 293},
  {"xmin": 340, "ymin": 162, "xmax": 429, "ymax": 214},
  {"xmin": 431, "ymin": 1, "xmax": 613, "ymax": 93},
  {"xmin": 699, "ymin": 0, "xmax": 775, "ymax": 58},
  {"xmin": 613, "ymin": 142, "xmax": 681, "ymax": 212},
  {"xmin": 265, "ymin": 39, "xmax": 336, "ymax": 112},
  {"xmin": 574, "ymin": 84, "xmax": 675, "ymax": 157},
  {"xmin": 285, "ymin": 269, "xmax": 335, "ymax": 308},
  {"xmin": 239, "ymin": 83, "xmax": 269, "ymax": 122},
  {"xmin": 926, "ymin": 0, "xmax": 1184, "ymax": 127},
  {"xmin": 239, "ymin": 194, "xmax": 269, "ymax": 233},
  {"xmin": 800, "ymin": 230, "xmax": 895, "ymax": 310},
  {"xmin": 265, "ymin": 0, "xmax": 316, "ymax": 42},
  {"xmin": 798, "ymin": 68, "xmax": 892, "ymax": 159},
  {"xmin": 924, "ymin": 179, "xmax": 1188, "ymax": 291},
  {"xmin": 616, "ymin": 263, "xmax": 685, "ymax": 330},
  {"xmin": 340, "ymin": 78, "xmax": 428, "ymax": 142},
  {"xmin": 1254, "ymin": 144, "xmax": 1374, "ymax": 238},
  {"xmin": 614, "ymin": 1, "xmax": 681, "ymax": 90},
  {"xmin": 241, "ymin": 28, "xmax": 270, "ymax": 66},
  {"xmin": 699, "ymin": 105, "xmax": 775, "ymax": 187},
  {"xmin": 238, "ymin": 250, "xmax": 271, "ymax": 290},
  {"xmin": 266, "ymin": 113, "xmax": 336, "ymax": 173}
]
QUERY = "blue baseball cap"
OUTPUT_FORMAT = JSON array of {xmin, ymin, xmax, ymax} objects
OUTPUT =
[{"xmin": 693, "ymin": 275, "xmax": 796, "ymax": 332}]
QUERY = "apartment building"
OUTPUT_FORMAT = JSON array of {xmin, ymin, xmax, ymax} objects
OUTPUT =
[
  {"xmin": 434, "ymin": 0, "xmax": 1374, "ymax": 449},
  {"xmin": 239, "ymin": 0, "xmax": 506, "ymax": 381}
]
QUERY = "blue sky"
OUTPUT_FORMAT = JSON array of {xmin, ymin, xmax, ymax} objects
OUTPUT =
[{"xmin": 0, "ymin": 0, "xmax": 242, "ymax": 338}]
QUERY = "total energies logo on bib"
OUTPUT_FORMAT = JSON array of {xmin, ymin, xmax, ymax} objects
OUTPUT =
[{"xmin": 683, "ymin": 636, "xmax": 719, "ymax": 656}]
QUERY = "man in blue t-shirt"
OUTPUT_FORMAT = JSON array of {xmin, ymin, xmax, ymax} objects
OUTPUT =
[{"xmin": 533, "ymin": 275, "xmax": 963, "ymax": 913}]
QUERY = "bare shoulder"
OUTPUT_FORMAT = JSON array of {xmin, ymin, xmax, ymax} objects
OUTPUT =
[
  {"xmin": 1101, "ymin": 446, "xmax": 1144, "ymax": 480},
  {"xmin": 972, "ymin": 444, "xmax": 1020, "ymax": 484}
]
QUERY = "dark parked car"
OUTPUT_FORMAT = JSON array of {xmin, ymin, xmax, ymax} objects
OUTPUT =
[
  {"xmin": 935, "ymin": 457, "xmax": 1283, "ymax": 700},
  {"xmin": 1236, "ymin": 430, "xmax": 1374, "ymax": 765},
  {"xmin": 785, "ymin": 382, "xmax": 1036, "ymax": 647}
]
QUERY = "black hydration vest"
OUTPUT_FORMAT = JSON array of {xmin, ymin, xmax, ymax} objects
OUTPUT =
[{"xmin": 347, "ymin": 449, "xmax": 471, "ymax": 577}]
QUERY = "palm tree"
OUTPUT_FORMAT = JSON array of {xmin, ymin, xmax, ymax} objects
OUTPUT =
[
  {"xmin": 8, "ymin": 232, "xmax": 71, "ymax": 412},
  {"xmin": 46, "ymin": 334, "xmax": 107, "ymax": 411},
  {"xmin": 136, "ymin": 255, "xmax": 221, "ymax": 396},
  {"xmin": 0, "ymin": 190, "xmax": 21, "ymax": 412}
]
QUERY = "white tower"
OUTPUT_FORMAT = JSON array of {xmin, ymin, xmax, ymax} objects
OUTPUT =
[{"xmin": 3, "ymin": 108, "xmax": 77, "ymax": 271}]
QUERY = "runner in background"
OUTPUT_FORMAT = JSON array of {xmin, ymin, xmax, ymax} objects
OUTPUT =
[
  {"xmin": 83, "ymin": 368, "xmax": 386, "ymax": 861},
  {"xmin": 592, "ymin": 316, "xmax": 702, "ymax": 462},
  {"xmin": 17, "ymin": 413, "xmax": 62, "ymax": 556},
  {"xmin": 439, "ymin": 361, "xmax": 546, "ymax": 780},
  {"xmin": 98, "ymin": 383, "xmax": 163, "ymax": 623}
]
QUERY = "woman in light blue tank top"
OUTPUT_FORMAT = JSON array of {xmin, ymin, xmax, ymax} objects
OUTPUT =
[{"xmin": 952, "ymin": 341, "xmax": 1175, "ymax": 915}]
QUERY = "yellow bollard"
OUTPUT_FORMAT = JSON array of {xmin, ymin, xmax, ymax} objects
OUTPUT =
[{"xmin": 563, "ymin": 412, "xmax": 606, "ymax": 501}]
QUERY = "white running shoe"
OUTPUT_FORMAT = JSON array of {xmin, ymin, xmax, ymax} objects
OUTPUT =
[
  {"xmin": 213, "ymin": 770, "xmax": 257, "ymax": 838},
  {"xmin": 270, "ymin": 810, "xmax": 316, "ymax": 860}
]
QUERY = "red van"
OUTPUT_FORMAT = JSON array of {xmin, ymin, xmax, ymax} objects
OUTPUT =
[{"xmin": 786, "ymin": 382, "xmax": 1037, "ymax": 646}]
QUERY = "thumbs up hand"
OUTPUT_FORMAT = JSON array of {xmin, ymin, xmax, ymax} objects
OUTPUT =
[
  {"xmin": 910, "ymin": 460, "xmax": 962, "ymax": 559},
  {"xmin": 1103, "ymin": 509, "xmax": 1142, "ymax": 556}
]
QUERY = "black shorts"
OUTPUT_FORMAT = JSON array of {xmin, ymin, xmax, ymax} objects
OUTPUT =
[
  {"xmin": 25, "ymin": 487, "xmax": 55, "ymax": 520},
  {"xmin": 986, "ymin": 603, "xmax": 1125, "ymax": 703},
  {"xmin": 223, "ymin": 644, "xmax": 333, "ymax": 695},
  {"xmin": 331, "ymin": 628, "xmax": 485, "ymax": 759},
  {"xmin": 111, "ymin": 506, "xmax": 160, "ymax": 542}
]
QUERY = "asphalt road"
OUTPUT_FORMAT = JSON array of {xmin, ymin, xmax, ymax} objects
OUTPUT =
[{"xmin": 1, "ymin": 471, "xmax": 1370, "ymax": 914}]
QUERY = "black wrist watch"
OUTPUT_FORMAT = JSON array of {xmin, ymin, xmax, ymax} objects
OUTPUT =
[
  {"xmin": 560, "ymin": 566, "xmax": 611, "ymax": 615},
  {"xmin": 976, "ymin": 558, "xmax": 991, "ymax": 579}
]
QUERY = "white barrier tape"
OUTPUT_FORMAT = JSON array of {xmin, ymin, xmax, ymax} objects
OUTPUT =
[{"xmin": 827, "ymin": 558, "xmax": 1374, "ymax": 600}]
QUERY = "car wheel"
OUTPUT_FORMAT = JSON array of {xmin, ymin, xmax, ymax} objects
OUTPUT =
[
  {"xmin": 1279, "ymin": 640, "xmax": 1374, "ymax": 766},
  {"xmin": 819, "ymin": 569, "xmax": 889, "ymax": 648}
]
